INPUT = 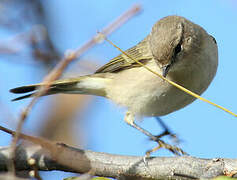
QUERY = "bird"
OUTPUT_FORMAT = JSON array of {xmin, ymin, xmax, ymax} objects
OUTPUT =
[{"xmin": 10, "ymin": 15, "xmax": 218, "ymax": 154}]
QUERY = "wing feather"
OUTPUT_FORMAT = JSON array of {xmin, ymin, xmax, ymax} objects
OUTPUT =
[{"xmin": 95, "ymin": 37, "xmax": 153, "ymax": 73}]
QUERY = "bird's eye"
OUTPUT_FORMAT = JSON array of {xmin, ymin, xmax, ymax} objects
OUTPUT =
[
  {"xmin": 174, "ymin": 43, "xmax": 182, "ymax": 55},
  {"xmin": 210, "ymin": 35, "xmax": 217, "ymax": 44}
]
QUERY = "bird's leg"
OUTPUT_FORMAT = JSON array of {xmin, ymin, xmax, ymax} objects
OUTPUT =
[
  {"xmin": 154, "ymin": 117, "xmax": 179, "ymax": 143},
  {"xmin": 125, "ymin": 111, "xmax": 156, "ymax": 139},
  {"xmin": 124, "ymin": 111, "xmax": 187, "ymax": 156}
]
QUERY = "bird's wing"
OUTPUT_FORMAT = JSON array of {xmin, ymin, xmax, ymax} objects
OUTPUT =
[{"xmin": 95, "ymin": 38, "xmax": 153, "ymax": 73}]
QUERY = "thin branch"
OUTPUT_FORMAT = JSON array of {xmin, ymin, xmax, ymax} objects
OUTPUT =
[
  {"xmin": 1, "ymin": 125, "xmax": 237, "ymax": 179},
  {"xmin": 9, "ymin": 3, "xmax": 142, "ymax": 174}
]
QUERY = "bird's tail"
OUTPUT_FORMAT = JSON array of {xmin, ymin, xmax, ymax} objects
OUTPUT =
[{"xmin": 10, "ymin": 75, "xmax": 110, "ymax": 101}]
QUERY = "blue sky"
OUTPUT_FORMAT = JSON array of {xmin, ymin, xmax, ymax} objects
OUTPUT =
[{"xmin": 1, "ymin": 0, "xmax": 237, "ymax": 178}]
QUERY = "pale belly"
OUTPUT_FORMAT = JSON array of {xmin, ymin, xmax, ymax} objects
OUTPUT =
[
  {"xmin": 108, "ymin": 76, "xmax": 197, "ymax": 117},
  {"xmin": 106, "ymin": 60, "xmax": 216, "ymax": 117}
]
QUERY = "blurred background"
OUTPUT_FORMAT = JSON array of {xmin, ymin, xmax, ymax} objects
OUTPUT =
[{"xmin": 0, "ymin": 0, "xmax": 237, "ymax": 179}]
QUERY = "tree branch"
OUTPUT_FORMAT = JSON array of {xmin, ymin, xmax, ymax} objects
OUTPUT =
[
  {"xmin": 1, "ymin": 144, "xmax": 237, "ymax": 179},
  {"xmin": 0, "ymin": 124, "xmax": 237, "ymax": 179}
]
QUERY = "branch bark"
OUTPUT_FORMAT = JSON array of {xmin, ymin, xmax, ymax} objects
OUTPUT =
[
  {"xmin": 1, "ymin": 125, "xmax": 237, "ymax": 179},
  {"xmin": 0, "ymin": 143, "xmax": 237, "ymax": 179}
]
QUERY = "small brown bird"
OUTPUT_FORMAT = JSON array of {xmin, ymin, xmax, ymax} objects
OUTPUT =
[{"xmin": 10, "ymin": 16, "xmax": 218, "ymax": 154}]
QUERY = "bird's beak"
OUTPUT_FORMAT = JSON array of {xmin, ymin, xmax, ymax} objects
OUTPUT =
[{"xmin": 162, "ymin": 65, "xmax": 171, "ymax": 77}]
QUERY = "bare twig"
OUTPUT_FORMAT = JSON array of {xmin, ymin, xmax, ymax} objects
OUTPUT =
[
  {"xmin": 9, "ymin": 3, "xmax": 142, "ymax": 173},
  {"xmin": 0, "ymin": 25, "xmax": 60, "ymax": 65},
  {"xmin": 1, "ymin": 126, "xmax": 237, "ymax": 179},
  {"xmin": 0, "ymin": 25, "xmax": 44, "ymax": 54}
]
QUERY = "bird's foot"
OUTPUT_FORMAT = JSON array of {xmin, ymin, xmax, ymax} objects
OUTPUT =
[{"xmin": 146, "ymin": 138, "xmax": 188, "ymax": 157}]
